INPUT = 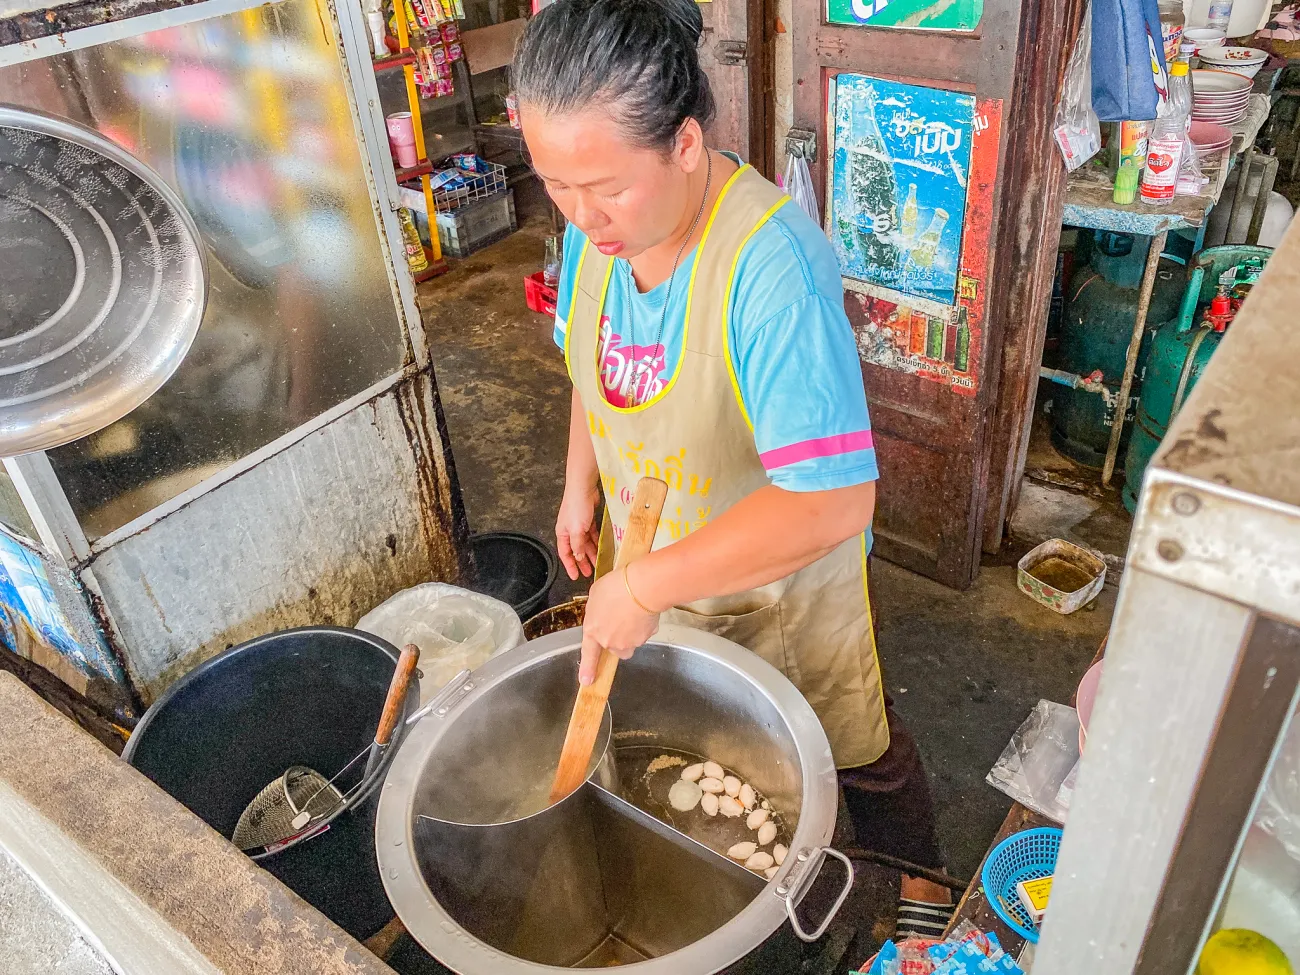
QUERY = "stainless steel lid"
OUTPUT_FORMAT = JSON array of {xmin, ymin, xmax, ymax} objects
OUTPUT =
[{"xmin": 0, "ymin": 107, "xmax": 206, "ymax": 455}]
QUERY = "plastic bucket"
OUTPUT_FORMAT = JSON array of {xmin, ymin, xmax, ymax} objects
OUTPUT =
[
  {"xmin": 122, "ymin": 625, "xmax": 417, "ymax": 940},
  {"xmin": 468, "ymin": 531, "xmax": 557, "ymax": 619}
]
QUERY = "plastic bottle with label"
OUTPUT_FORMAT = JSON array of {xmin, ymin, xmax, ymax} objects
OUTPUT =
[
  {"xmin": 1206, "ymin": 0, "xmax": 1234, "ymax": 33},
  {"xmin": 1119, "ymin": 120, "xmax": 1151, "ymax": 174},
  {"xmin": 1141, "ymin": 60, "xmax": 1191, "ymax": 205},
  {"xmin": 1157, "ymin": 0, "xmax": 1184, "ymax": 62},
  {"xmin": 1168, "ymin": 55, "xmax": 1193, "ymax": 131}
]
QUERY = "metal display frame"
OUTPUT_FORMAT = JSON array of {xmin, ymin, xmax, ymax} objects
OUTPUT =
[
  {"xmin": 1, "ymin": 0, "xmax": 429, "ymax": 569},
  {"xmin": 0, "ymin": 0, "xmax": 469, "ymax": 707},
  {"xmin": 1035, "ymin": 221, "xmax": 1300, "ymax": 973}
]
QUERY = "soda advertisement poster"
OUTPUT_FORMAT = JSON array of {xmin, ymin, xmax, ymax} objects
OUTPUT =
[
  {"xmin": 840, "ymin": 95, "xmax": 1003, "ymax": 399},
  {"xmin": 830, "ymin": 74, "xmax": 975, "ymax": 307},
  {"xmin": 847, "ymin": 284, "xmax": 975, "ymax": 393},
  {"xmin": 826, "ymin": 0, "xmax": 981, "ymax": 30}
]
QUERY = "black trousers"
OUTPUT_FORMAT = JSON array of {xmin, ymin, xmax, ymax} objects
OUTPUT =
[
  {"xmin": 837, "ymin": 557, "xmax": 943, "ymax": 872},
  {"xmin": 837, "ymin": 696, "xmax": 943, "ymax": 871}
]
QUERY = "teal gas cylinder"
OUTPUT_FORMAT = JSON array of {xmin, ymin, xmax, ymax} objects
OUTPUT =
[
  {"xmin": 1122, "ymin": 245, "xmax": 1272, "ymax": 513},
  {"xmin": 1051, "ymin": 232, "xmax": 1185, "ymax": 468}
]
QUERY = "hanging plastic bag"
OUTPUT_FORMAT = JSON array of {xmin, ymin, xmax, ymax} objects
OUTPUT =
[
  {"xmin": 356, "ymin": 583, "xmax": 525, "ymax": 702},
  {"xmin": 1255, "ymin": 703, "xmax": 1300, "ymax": 862},
  {"xmin": 783, "ymin": 152, "xmax": 820, "ymax": 223},
  {"xmin": 1053, "ymin": 3, "xmax": 1102, "ymax": 172},
  {"xmin": 1091, "ymin": 0, "xmax": 1165, "ymax": 121},
  {"xmin": 1175, "ymin": 131, "xmax": 1208, "ymax": 196}
]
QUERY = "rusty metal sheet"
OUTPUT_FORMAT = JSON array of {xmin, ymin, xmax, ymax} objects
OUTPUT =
[
  {"xmin": 0, "ymin": 0, "xmax": 208, "ymax": 46},
  {"xmin": 85, "ymin": 371, "xmax": 466, "ymax": 703}
]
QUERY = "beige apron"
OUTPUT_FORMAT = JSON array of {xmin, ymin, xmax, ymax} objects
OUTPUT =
[{"xmin": 565, "ymin": 163, "xmax": 890, "ymax": 768}]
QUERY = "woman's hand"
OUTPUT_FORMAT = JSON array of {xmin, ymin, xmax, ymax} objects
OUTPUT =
[
  {"xmin": 556, "ymin": 482, "xmax": 601, "ymax": 580},
  {"xmin": 578, "ymin": 565, "xmax": 660, "ymax": 684}
]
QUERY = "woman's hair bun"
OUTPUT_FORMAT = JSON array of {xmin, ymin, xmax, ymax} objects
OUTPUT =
[{"xmin": 512, "ymin": 0, "xmax": 716, "ymax": 151}]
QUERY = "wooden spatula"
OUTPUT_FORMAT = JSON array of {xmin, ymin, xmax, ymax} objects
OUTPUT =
[{"xmin": 549, "ymin": 476, "xmax": 668, "ymax": 804}]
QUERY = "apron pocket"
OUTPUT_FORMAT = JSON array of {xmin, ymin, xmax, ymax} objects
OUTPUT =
[{"xmin": 664, "ymin": 602, "xmax": 793, "ymax": 682}]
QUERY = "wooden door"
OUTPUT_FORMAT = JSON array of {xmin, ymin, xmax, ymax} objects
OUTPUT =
[
  {"xmin": 791, "ymin": 0, "xmax": 1084, "ymax": 588},
  {"xmin": 699, "ymin": 0, "xmax": 774, "ymax": 177}
]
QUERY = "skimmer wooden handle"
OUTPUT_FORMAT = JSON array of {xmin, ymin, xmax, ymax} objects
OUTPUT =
[
  {"xmin": 375, "ymin": 643, "xmax": 421, "ymax": 746},
  {"xmin": 549, "ymin": 477, "xmax": 667, "ymax": 804}
]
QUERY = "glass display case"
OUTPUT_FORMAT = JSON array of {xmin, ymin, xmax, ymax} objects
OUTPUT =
[
  {"xmin": 0, "ymin": 0, "xmax": 409, "ymax": 539},
  {"xmin": 1037, "ymin": 220, "xmax": 1300, "ymax": 973},
  {"xmin": 0, "ymin": 0, "xmax": 465, "ymax": 706}
]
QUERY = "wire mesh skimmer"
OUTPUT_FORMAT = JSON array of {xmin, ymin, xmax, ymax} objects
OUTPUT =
[{"xmin": 231, "ymin": 644, "xmax": 421, "ymax": 853}]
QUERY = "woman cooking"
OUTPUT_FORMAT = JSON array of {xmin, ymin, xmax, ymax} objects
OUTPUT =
[{"xmin": 514, "ymin": 0, "xmax": 952, "ymax": 934}]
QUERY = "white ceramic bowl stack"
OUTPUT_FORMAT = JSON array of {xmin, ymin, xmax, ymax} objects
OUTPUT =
[
  {"xmin": 1182, "ymin": 27, "xmax": 1227, "ymax": 54},
  {"xmin": 1191, "ymin": 69, "xmax": 1254, "ymax": 124},
  {"xmin": 1198, "ymin": 46, "xmax": 1269, "ymax": 79}
]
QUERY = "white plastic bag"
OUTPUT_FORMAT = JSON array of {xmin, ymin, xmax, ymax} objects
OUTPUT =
[
  {"xmin": 1175, "ymin": 131, "xmax": 1208, "ymax": 196},
  {"xmin": 985, "ymin": 700, "xmax": 1082, "ymax": 822},
  {"xmin": 783, "ymin": 153, "xmax": 819, "ymax": 223},
  {"xmin": 1256, "ymin": 702, "xmax": 1300, "ymax": 862},
  {"xmin": 356, "ymin": 583, "xmax": 525, "ymax": 702},
  {"xmin": 1053, "ymin": 2, "xmax": 1102, "ymax": 172}
]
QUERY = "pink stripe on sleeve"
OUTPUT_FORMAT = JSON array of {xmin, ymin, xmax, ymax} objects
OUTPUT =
[{"xmin": 759, "ymin": 430, "xmax": 875, "ymax": 470}]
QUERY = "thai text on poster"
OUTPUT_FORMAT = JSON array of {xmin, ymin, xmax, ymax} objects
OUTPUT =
[{"xmin": 830, "ymin": 74, "xmax": 976, "ymax": 306}]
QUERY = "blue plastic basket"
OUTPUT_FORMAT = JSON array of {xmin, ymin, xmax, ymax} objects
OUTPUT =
[{"xmin": 979, "ymin": 826, "xmax": 1063, "ymax": 943}]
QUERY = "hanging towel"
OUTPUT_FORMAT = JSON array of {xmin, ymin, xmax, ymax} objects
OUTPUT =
[{"xmin": 1090, "ymin": 0, "xmax": 1167, "ymax": 121}]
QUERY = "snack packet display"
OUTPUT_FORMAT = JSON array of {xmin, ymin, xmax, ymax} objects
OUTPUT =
[{"xmin": 862, "ymin": 921, "xmax": 1024, "ymax": 975}]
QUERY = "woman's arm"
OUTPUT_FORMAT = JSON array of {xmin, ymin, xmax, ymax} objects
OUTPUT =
[
  {"xmin": 555, "ymin": 387, "xmax": 602, "ymax": 580},
  {"xmin": 577, "ymin": 480, "xmax": 875, "ymax": 682},
  {"xmin": 632, "ymin": 480, "xmax": 874, "ymax": 607}
]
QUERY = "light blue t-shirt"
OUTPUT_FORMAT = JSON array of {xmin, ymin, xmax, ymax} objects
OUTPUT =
[{"xmin": 553, "ymin": 182, "xmax": 878, "ymax": 496}]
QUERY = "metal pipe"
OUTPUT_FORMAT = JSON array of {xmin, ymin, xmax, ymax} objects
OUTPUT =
[
  {"xmin": 1227, "ymin": 149, "xmax": 1254, "ymax": 244},
  {"xmin": 1102, "ymin": 229, "xmax": 1168, "ymax": 487},
  {"xmin": 1247, "ymin": 153, "xmax": 1280, "ymax": 245},
  {"xmin": 1040, "ymin": 366, "xmax": 1108, "ymax": 394},
  {"xmin": 840, "ymin": 847, "xmax": 970, "ymax": 892},
  {"xmin": 1170, "ymin": 326, "xmax": 1213, "ymax": 420}
]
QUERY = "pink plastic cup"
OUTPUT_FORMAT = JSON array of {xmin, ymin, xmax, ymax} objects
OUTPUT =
[{"xmin": 386, "ymin": 112, "xmax": 418, "ymax": 168}]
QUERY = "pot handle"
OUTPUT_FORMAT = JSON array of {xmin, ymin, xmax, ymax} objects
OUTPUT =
[
  {"xmin": 776, "ymin": 846, "xmax": 854, "ymax": 943},
  {"xmin": 404, "ymin": 668, "xmax": 473, "ymax": 725}
]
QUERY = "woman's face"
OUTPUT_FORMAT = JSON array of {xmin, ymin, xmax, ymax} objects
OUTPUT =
[{"xmin": 521, "ymin": 103, "xmax": 703, "ymax": 260}]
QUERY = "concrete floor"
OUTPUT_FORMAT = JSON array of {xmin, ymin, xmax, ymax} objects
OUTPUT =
[
  {"xmin": 418, "ymin": 218, "xmax": 586, "ymax": 607},
  {"xmin": 417, "ymin": 214, "xmax": 1118, "ymax": 959}
]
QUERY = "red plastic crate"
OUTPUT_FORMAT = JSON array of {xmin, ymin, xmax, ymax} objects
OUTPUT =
[{"xmin": 524, "ymin": 271, "xmax": 558, "ymax": 317}]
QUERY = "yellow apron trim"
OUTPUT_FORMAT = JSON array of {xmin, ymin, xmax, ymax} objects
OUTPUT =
[
  {"xmin": 596, "ymin": 163, "xmax": 753, "ymax": 415},
  {"xmin": 860, "ymin": 530, "xmax": 891, "ymax": 762},
  {"xmin": 563, "ymin": 238, "xmax": 593, "ymax": 385},
  {"xmin": 720, "ymin": 195, "xmax": 793, "ymax": 433}
]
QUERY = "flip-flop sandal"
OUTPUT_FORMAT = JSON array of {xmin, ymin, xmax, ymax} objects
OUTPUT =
[{"xmin": 894, "ymin": 897, "xmax": 955, "ymax": 940}]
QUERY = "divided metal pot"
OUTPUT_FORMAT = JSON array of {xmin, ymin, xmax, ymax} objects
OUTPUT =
[{"xmin": 376, "ymin": 624, "xmax": 848, "ymax": 972}]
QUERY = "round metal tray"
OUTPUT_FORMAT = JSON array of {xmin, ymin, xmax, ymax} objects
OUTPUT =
[{"xmin": 0, "ymin": 106, "xmax": 206, "ymax": 455}]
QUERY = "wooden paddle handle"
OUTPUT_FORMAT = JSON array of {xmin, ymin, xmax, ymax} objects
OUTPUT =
[
  {"xmin": 549, "ymin": 477, "xmax": 668, "ymax": 803},
  {"xmin": 375, "ymin": 643, "xmax": 421, "ymax": 746}
]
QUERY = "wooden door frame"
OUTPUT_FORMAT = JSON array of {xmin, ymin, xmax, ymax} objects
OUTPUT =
[
  {"xmin": 788, "ymin": 0, "xmax": 1084, "ymax": 586},
  {"xmin": 750, "ymin": 0, "xmax": 777, "ymax": 179},
  {"xmin": 699, "ymin": 0, "xmax": 776, "ymax": 177},
  {"xmin": 979, "ymin": 0, "xmax": 1088, "ymax": 553}
]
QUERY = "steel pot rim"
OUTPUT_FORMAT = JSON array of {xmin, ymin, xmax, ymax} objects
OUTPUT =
[{"xmin": 376, "ymin": 623, "xmax": 838, "ymax": 973}]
